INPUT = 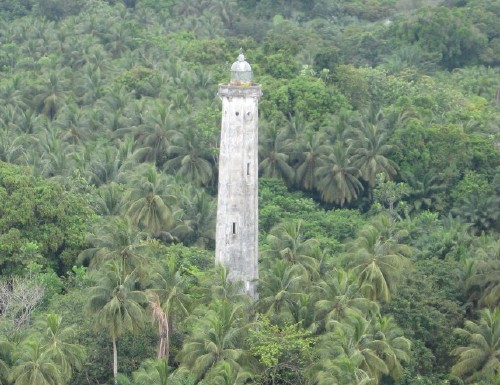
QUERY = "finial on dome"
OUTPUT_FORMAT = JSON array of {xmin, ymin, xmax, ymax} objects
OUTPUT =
[{"xmin": 231, "ymin": 49, "xmax": 252, "ymax": 84}]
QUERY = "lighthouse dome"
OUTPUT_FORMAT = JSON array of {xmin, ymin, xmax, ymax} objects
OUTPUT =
[{"xmin": 230, "ymin": 51, "xmax": 252, "ymax": 83}]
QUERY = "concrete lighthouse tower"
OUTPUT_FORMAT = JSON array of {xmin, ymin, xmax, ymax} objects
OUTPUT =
[{"xmin": 215, "ymin": 51, "xmax": 262, "ymax": 298}]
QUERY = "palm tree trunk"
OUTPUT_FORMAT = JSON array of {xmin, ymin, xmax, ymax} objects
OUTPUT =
[
  {"xmin": 165, "ymin": 312, "xmax": 171, "ymax": 366},
  {"xmin": 113, "ymin": 336, "xmax": 118, "ymax": 383}
]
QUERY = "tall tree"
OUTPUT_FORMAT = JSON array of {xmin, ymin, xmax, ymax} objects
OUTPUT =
[
  {"xmin": 147, "ymin": 255, "xmax": 191, "ymax": 365},
  {"xmin": 87, "ymin": 261, "xmax": 146, "ymax": 381}
]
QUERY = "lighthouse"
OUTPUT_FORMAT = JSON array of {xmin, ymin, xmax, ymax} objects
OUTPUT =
[{"xmin": 215, "ymin": 51, "xmax": 262, "ymax": 298}]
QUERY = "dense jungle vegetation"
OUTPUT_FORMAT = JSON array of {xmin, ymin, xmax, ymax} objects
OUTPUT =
[{"xmin": 0, "ymin": 0, "xmax": 499, "ymax": 384}]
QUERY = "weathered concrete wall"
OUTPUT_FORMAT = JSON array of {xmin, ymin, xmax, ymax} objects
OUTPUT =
[{"xmin": 215, "ymin": 84, "xmax": 262, "ymax": 298}]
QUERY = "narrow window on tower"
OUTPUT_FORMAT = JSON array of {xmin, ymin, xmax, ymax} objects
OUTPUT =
[
  {"xmin": 247, "ymin": 163, "xmax": 250, "ymax": 176},
  {"xmin": 232, "ymin": 222, "xmax": 236, "ymax": 235}
]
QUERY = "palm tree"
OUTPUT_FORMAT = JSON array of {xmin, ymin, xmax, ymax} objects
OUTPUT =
[
  {"xmin": 137, "ymin": 102, "xmax": 177, "ymax": 167},
  {"xmin": 131, "ymin": 358, "xmax": 179, "ymax": 385},
  {"xmin": 164, "ymin": 125, "xmax": 214, "ymax": 187},
  {"xmin": 314, "ymin": 269, "xmax": 379, "ymax": 329},
  {"xmin": 203, "ymin": 360, "xmax": 252, "ymax": 385},
  {"xmin": 465, "ymin": 238, "xmax": 500, "ymax": 309},
  {"xmin": 37, "ymin": 124, "xmax": 75, "ymax": 178},
  {"xmin": 124, "ymin": 163, "xmax": 175, "ymax": 236},
  {"xmin": 316, "ymin": 141, "xmax": 363, "ymax": 206},
  {"xmin": 264, "ymin": 220, "xmax": 320, "ymax": 275},
  {"xmin": 401, "ymin": 169, "xmax": 445, "ymax": 212},
  {"xmin": 33, "ymin": 72, "xmax": 70, "ymax": 120},
  {"xmin": 79, "ymin": 216, "xmax": 158, "ymax": 282},
  {"xmin": 172, "ymin": 186, "xmax": 216, "ymax": 248},
  {"xmin": 370, "ymin": 315, "xmax": 411, "ymax": 382},
  {"xmin": 94, "ymin": 183, "xmax": 125, "ymax": 216},
  {"xmin": 294, "ymin": 130, "xmax": 329, "ymax": 191},
  {"xmin": 313, "ymin": 312, "xmax": 410, "ymax": 385},
  {"xmin": 176, "ymin": 300, "xmax": 248, "ymax": 383},
  {"xmin": 10, "ymin": 338, "xmax": 63, "ymax": 385},
  {"xmin": 87, "ymin": 261, "xmax": 146, "ymax": 381},
  {"xmin": 37, "ymin": 314, "xmax": 86, "ymax": 381},
  {"xmin": 347, "ymin": 216, "xmax": 412, "ymax": 302},
  {"xmin": 209, "ymin": 0, "xmax": 237, "ymax": 30},
  {"xmin": 307, "ymin": 336, "xmax": 371, "ymax": 385},
  {"xmin": 348, "ymin": 122, "xmax": 398, "ymax": 188},
  {"xmin": 201, "ymin": 264, "xmax": 250, "ymax": 305},
  {"xmin": 451, "ymin": 307, "xmax": 500, "ymax": 383},
  {"xmin": 258, "ymin": 122, "xmax": 294, "ymax": 184},
  {"xmin": 147, "ymin": 255, "xmax": 192, "ymax": 364},
  {"xmin": 0, "ymin": 129, "xmax": 27, "ymax": 165},
  {"xmin": 87, "ymin": 138, "xmax": 144, "ymax": 187},
  {"xmin": 11, "ymin": 109, "xmax": 40, "ymax": 135},
  {"xmin": 256, "ymin": 260, "xmax": 304, "ymax": 324}
]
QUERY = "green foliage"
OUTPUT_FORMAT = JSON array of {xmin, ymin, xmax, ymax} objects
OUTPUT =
[
  {"xmin": 265, "ymin": 75, "xmax": 349, "ymax": 123},
  {"xmin": 0, "ymin": 1, "xmax": 499, "ymax": 384},
  {"xmin": 0, "ymin": 163, "xmax": 93, "ymax": 274},
  {"xmin": 398, "ymin": 6, "xmax": 488, "ymax": 69},
  {"xmin": 451, "ymin": 307, "xmax": 500, "ymax": 383},
  {"xmin": 248, "ymin": 316, "xmax": 313, "ymax": 384},
  {"xmin": 259, "ymin": 178, "xmax": 365, "ymax": 250}
]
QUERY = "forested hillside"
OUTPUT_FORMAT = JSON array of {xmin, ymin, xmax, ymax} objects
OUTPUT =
[{"xmin": 0, "ymin": 1, "xmax": 499, "ymax": 384}]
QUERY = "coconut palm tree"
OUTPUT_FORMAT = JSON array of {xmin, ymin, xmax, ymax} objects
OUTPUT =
[
  {"xmin": 465, "ymin": 238, "xmax": 500, "ymax": 309},
  {"xmin": 258, "ymin": 122, "xmax": 294, "ymax": 184},
  {"xmin": 0, "ymin": 129, "xmax": 27, "ymax": 165},
  {"xmin": 131, "ymin": 358, "xmax": 179, "ymax": 385},
  {"xmin": 256, "ymin": 260, "xmax": 305, "ymax": 324},
  {"xmin": 294, "ymin": 130, "xmax": 329, "ymax": 191},
  {"xmin": 10, "ymin": 338, "xmax": 63, "ymax": 385},
  {"xmin": 124, "ymin": 163, "xmax": 175, "ymax": 237},
  {"xmin": 314, "ymin": 312, "xmax": 410, "ymax": 385},
  {"xmin": 37, "ymin": 314, "xmax": 86, "ymax": 381},
  {"xmin": 451, "ymin": 307, "xmax": 500, "ymax": 383},
  {"xmin": 348, "ymin": 122, "xmax": 398, "ymax": 188},
  {"xmin": 164, "ymin": 125, "xmax": 214, "ymax": 188},
  {"xmin": 94, "ymin": 182, "xmax": 126, "ymax": 217},
  {"xmin": 87, "ymin": 260, "xmax": 146, "ymax": 382},
  {"xmin": 314, "ymin": 269, "xmax": 379, "ymax": 329},
  {"xmin": 401, "ymin": 169, "xmax": 445, "ymax": 212},
  {"xmin": 176, "ymin": 300, "xmax": 248, "ymax": 383},
  {"xmin": 137, "ymin": 102, "xmax": 177, "ymax": 167},
  {"xmin": 147, "ymin": 255, "xmax": 192, "ymax": 364},
  {"xmin": 347, "ymin": 216, "xmax": 412, "ymax": 302},
  {"xmin": 316, "ymin": 141, "xmax": 363, "ymax": 206},
  {"xmin": 79, "ymin": 216, "xmax": 149, "ymax": 274},
  {"xmin": 370, "ymin": 315, "xmax": 411, "ymax": 382},
  {"xmin": 33, "ymin": 72, "xmax": 70, "ymax": 120},
  {"xmin": 264, "ymin": 220, "xmax": 320, "ymax": 276},
  {"xmin": 172, "ymin": 186, "xmax": 216, "ymax": 248}
]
